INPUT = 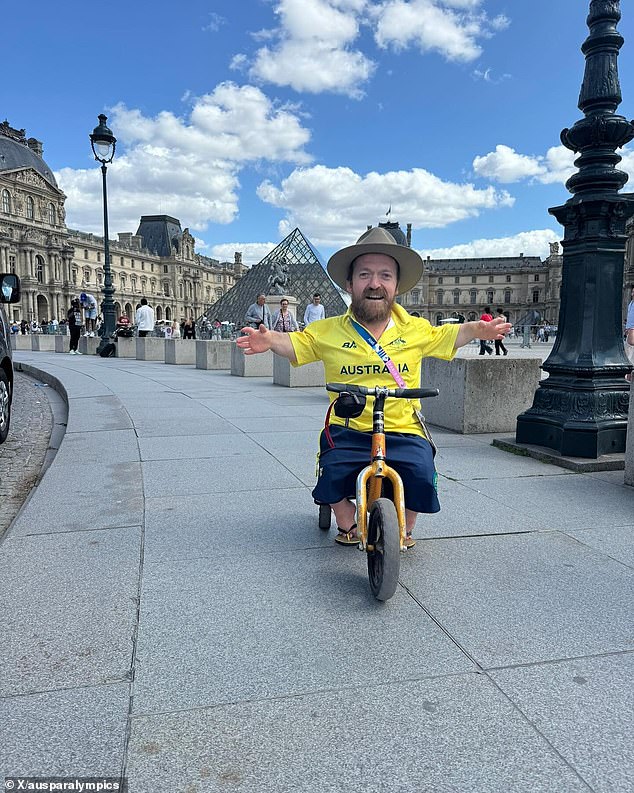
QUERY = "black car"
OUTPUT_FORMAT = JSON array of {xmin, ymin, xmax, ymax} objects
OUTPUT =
[{"xmin": 0, "ymin": 273, "xmax": 21, "ymax": 444}]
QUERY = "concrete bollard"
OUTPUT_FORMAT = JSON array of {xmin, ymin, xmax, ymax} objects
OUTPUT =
[
  {"xmin": 231, "ymin": 342, "xmax": 273, "ymax": 376},
  {"xmin": 31, "ymin": 336, "xmax": 57, "ymax": 351},
  {"xmin": 196, "ymin": 340, "xmax": 232, "ymax": 370},
  {"xmin": 165, "ymin": 338, "xmax": 197, "ymax": 365},
  {"xmin": 625, "ymin": 384, "xmax": 633, "ymax": 487},
  {"xmin": 273, "ymin": 354, "xmax": 325, "ymax": 387},
  {"xmin": 420, "ymin": 356, "xmax": 542, "ymax": 434},
  {"xmin": 116, "ymin": 337, "xmax": 136, "ymax": 358},
  {"xmin": 78, "ymin": 336, "xmax": 99, "ymax": 355},
  {"xmin": 13, "ymin": 335, "xmax": 31, "ymax": 351},
  {"xmin": 55, "ymin": 336, "xmax": 70, "ymax": 353},
  {"xmin": 136, "ymin": 336, "xmax": 166, "ymax": 361}
]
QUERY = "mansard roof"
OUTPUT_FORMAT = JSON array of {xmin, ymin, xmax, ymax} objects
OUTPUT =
[
  {"xmin": 0, "ymin": 132, "xmax": 58, "ymax": 189},
  {"xmin": 425, "ymin": 255, "xmax": 545, "ymax": 274},
  {"xmin": 136, "ymin": 215, "xmax": 183, "ymax": 257}
]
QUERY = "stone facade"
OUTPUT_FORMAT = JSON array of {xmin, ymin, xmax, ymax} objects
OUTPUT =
[{"xmin": 0, "ymin": 122, "xmax": 248, "ymax": 324}]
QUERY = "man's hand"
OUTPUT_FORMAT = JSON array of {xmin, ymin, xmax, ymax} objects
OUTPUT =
[
  {"xmin": 236, "ymin": 325, "xmax": 298, "ymax": 361},
  {"xmin": 455, "ymin": 317, "xmax": 512, "ymax": 349}
]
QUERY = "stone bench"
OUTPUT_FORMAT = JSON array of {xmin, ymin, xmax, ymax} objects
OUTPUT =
[
  {"xmin": 420, "ymin": 356, "xmax": 541, "ymax": 434},
  {"xmin": 165, "ymin": 338, "xmax": 196, "ymax": 365},
  {"xmin": 196, "ymin": 340, "xmax": 232, "ymax": 370},
  {"xmin": 136, "ymin": 337, "xmax": 166, "ymax": 361},
  {"xmin": 78, "ymin": 336, "xmax": 99, "ymax": 356},
  {"xmin": 625, "ymin": 382, "xmax": 633, "ymax": 487},
  {"xmin": 231, "ymin": 343, "xmax": 273, "ymax": 377},
  {"xmin": 273, "ymin": 355, "xmax": 325, "ymax": 387},
  {"xmin": 55, "ymin": 335, "xmax": 70, "ymax": 353}
]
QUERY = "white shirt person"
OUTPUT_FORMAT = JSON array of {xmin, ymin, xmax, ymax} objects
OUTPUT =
[{"xmin": 303, "ymin": 293, "xmax": 325, "ymax": 326}]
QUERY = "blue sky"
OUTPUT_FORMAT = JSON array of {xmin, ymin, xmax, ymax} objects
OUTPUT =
[{"xmin": 4, "ymin": 0, "xmax": 634, "ymax": 265}]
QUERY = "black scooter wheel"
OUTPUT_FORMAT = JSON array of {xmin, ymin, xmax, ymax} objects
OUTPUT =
[
  {"xmin": 367, "ymin": 498, "xmax": 400, "ymax": 601},
  {"xmin": 318, "ymin": 503, "xmax": 331, "ymax": 530}
]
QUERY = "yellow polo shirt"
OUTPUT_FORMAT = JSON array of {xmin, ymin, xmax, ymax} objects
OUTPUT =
[{"xmin": 289, "ymin": 303, "xmax": 460, "ymax": 435}]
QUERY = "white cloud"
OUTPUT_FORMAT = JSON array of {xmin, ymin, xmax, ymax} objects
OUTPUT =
[
  {"xmin": 210, "ymin": 242, "xmax": 279, "ymax": 265},
  {"xmin": 247, "ymin": 0, "xmax": 375, "ymax": 97},
  {"xmin": 373, "ymin": 0, "xmax": 509, "ymax": 63},
  {"xmin": 419, "ymin": 229, "xmax": 561, "ymax": 260},
  {"xmin": 55, "ymin": 83, "xmax": 312, "ymax": 237},
  {"xmin": 203, "ymin": 13, "xmax": 225, "ymax": 33},
  {"xmin": 473, "ymin": 143, "xmax": 634, "ymax": 186},
  {"xmin": 257, "ymin": 163, "xmax": 514, "ymax": 247}
]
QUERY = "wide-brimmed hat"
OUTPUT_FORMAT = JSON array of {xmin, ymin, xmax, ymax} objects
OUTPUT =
[{"xmin": 327, "ymin": 226, "xmax": 424, "ymax": 295}]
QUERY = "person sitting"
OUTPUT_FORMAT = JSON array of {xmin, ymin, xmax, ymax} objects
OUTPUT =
[{"xmin": 237, "ymin": 226, "xmax": 510, "ymax": 548}]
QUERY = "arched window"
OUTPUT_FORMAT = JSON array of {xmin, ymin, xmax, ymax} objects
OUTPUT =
[
  {"xmin": 436, "ymin": 289, "xmax": 443, "ymax": 305},
  {"xmin": 83, "ymin": 268, "xmax": 91, "ymax": 284},
  {"xmin": 151, "ymin": 279, "xmax": 156, "ymax": 294},
  {"xmin": 163, "ymin": 282, "xmax": 170, "ymax": 297},
  {"xmin": 165, "ymin": 307, "xmax": 171, "ymax": 321},
  {"xmin": 120, "ymin": 275, "xmax": 127, "ymax": 290},
  {"xmin": 470, "ymin": 289, "xmax": 477, "ymax": 304},
  {"xmin": 487, "ymin": 289, "xmax": 494, "ymax": 304},
  {"xmin": 1, "ymin": 190, "xmax": 11, "ymax": 214},
  {"xmin": 215, "ymin": 288, "xmax": 223, "ymax": 299},
  {"xmin": 179, "ymin": 283, "xmax": 184, "ymax": 299},
  {"xmin": 453, "ymin": 289, "xmax": 460, "ymax": 305},
  {"xmin": 26, "ymin": 196, "xmax": 34, "ymax": 219},
  {"xmin": 504, "ymin": 289, "xmax": 512, "ymax": 304},
  {"xmin": 410, "ymin": 289, "xmax": 420, "ymax": 304},
  {"xmin": 48, "ymin": 203, "xmax": 56, "ymax": 225}
]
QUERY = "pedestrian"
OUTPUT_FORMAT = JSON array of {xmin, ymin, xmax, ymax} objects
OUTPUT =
[
  {"xmin": 494, "ymin": 309, "xmax": 508, "ymax": 356},
  {"xmin": 303, "ymin": 293, "xmax": 325, "ymax": 326},
  {"xmin": 80, "ymin": 292, "xmax": 98, "ymax": 336},
  {"xmin": 245, "ymin": 293, "xmax": 271, "ymax": 329},
  {"xmin": 20, "ymin": 319, "xmax": 28, "ymax": 335},
  {"xmin": 625, "ymin": 285, "xmax": 634, "ymax": 383},
  {"xmin": 171, "ymin": 320, "xmax": 181, "ymax": 339},
  {"xmin": 478, "ymin": 307, "xmax": 494, "ymax": 355},
  {"xmin": 67, "ymin": 298, "xmax": 83, "ymax": 355},
  {"xmin": 237, "ymin": 226, "xmax": 510, "ymax": 548},
  {"xmin": 182, "ymin": 317, "xmax": 196, "ymax": 339},
  {"xmin": 212, "ymin": 318, "xmax": 222, "ymax": 340},
  {"xmin": 271, "ymin": 298, "xmax": 299, "ymax": 332},
  {"xmin": 50, "ymin": 317, "xmax": 58, "ymax": 334},
  {"xmin": 135, "ymin": 298, "xmax": 155, "ymax": 337}
]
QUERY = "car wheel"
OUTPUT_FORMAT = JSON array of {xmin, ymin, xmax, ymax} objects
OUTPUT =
[{"xmin": 0, "ymin": 368, "xmax": 11, "ymax": 444}]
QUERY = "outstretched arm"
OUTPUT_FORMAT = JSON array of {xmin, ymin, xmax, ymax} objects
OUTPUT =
[
  {"xmin": 236, "ymin": 325, "xmax": 297, "ymax": 362},
  {"xmin": 454, "ymin": 317, "xmax": 511, "ymax": 350}
]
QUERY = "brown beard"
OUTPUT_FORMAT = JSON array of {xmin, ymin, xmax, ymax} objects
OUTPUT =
[{"xmin": 350, "ymin": 288, "xmax": 395, "ymax": 325}]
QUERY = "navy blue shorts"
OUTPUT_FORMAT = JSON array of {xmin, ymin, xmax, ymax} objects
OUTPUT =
[{"xmin": 313, "ymin": 425, "xmax": 440, "ymax": 514}]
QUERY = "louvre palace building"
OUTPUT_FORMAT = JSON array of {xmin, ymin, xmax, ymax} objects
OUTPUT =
[
  {"xmin": 0, "ymin": 121, "xmax": 247, "ymax": 325},
  {"xmin": 1, "ymin": 120, "xmax": 631, "ymax": 328}
]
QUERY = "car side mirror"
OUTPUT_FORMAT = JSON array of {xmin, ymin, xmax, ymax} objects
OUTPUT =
[{"xmin": 0, "ymin": 273, "xmax": 21, "ymax": 304}]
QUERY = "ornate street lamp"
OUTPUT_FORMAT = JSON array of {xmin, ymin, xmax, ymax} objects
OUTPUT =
[
  {"xmin": 89, "ymin": 113, "xmax": 117, "ymax": 353},
  {"xmin": 516, "ymin": 0, "xmax": 634, "ymax": 458}
]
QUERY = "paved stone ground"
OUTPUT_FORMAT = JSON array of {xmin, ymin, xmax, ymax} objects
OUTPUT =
[{"xmin": 0, "ymin": 371, "xmax": 53, "ymax": 538}]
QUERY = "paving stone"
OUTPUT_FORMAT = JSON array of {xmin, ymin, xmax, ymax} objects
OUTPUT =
[
  {"xmin": 1, "ymin": 683, "xmax": 129, "ymax": 777},
  {"xmin": 492, "ymin": 654, "xmax": 634, "ymax": 793},
  {"xmin": 127, "ymin": 674, "xmax": 589, "ymax": 793},
  {"xmin": 132, "ymin": 550, "xmax": 475, "ymax": 714},
  {"xmin": 564, "ymin": 525, "xmax": 634, "ymax": 568},
  {"xmin": 0, "ymin": 527, "xmax": 141, "ymax": 696},
  {"xmin": 399, "ymin": 531, "xmax": 634, "ymax": 668}
]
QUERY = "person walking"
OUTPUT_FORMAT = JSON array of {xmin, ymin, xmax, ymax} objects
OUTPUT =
[
  {"xmin": 67, "ymin": 298, "xmax": 83, "ymax": 355},
  {"xmin": 135, "ymin": 298, "xmax": 155, "ymax": 338},
  {"xmin": 245, "ymin": 294, "xmax": 271, "ymax": 329},
  {"xmin": 478, "ymin": 307, "xmax": 494, "ymax": 355},
  {"xmin": 303, "ymin": 293, "xmax": 325, "ymax": 326},
  {"xmin": 271, "ymin": 298, "xmax": 299, "ymax": 332},
  {"xmin": 171, "ymin": 320, "xmax": 181, "ymax": 339},
  {"xmin": 494, "ymin": 309, "xmax": 509, "ymax": 356}
]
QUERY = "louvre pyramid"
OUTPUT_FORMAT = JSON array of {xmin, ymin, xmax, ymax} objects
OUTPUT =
[{"xmin": 202, "ymin": 227, "xmax": 347, "ymax": 326}]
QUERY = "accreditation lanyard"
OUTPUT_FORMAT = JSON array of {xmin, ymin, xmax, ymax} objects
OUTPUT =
[{"xmin": 349, "ymin": 318, "xmax": 406, "ymax": 387}]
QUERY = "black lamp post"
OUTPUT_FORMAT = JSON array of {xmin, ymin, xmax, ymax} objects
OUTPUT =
[
  {"xmin": 89, "ymin": 114, "xmax": 117, "ymax": 353},
  {"xmin": 516, "ymin": 0, "xmax": 634, "ymax": 458}
]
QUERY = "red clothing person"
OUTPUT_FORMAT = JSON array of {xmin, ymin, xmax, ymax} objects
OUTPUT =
[{"xmin": 479, "ymin": 307, "xmax": 493, "ymax": 355}]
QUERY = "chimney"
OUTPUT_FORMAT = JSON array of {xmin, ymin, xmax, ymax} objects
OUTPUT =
[
  {"xmin": 367, "ymin": 225, "xmax": 372, "ymax": 231},
  {"xmin": 519, "ymin": 252, "xmax": 524, "ymax": 258},
  {"xmin": 406, "ymin": 223, "xmax": 412, "ymax": 247},
  {"xmin": 234, "ymin": 251, "xmax": 242, "ymax": 265}
]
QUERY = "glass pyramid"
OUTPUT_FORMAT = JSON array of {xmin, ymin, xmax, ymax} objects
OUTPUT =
[{"xmin": 201, "ymin": 227, "xmax": 347, "ymax": 327}]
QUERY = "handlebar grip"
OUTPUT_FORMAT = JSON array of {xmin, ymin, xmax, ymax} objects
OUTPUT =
[
  {"xmin": 325, "ymin": 383, "xmax": 438, "ymax": 399},
  {"xmin": 393, "ymin": 388, "xmax": 439, "ymax": 399},
  {"xmin": 326, "ymin": 382, "xmax": 370, "ymax": 395}
]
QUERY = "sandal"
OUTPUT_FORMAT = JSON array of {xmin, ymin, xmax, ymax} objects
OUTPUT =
[
  {"xmin": 404, "ymin": 533, "xmax": 416, "ymax": 549},
  {"xmin": 335, "ymin": 524, "xmax": 359, "ymax": 546}
]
